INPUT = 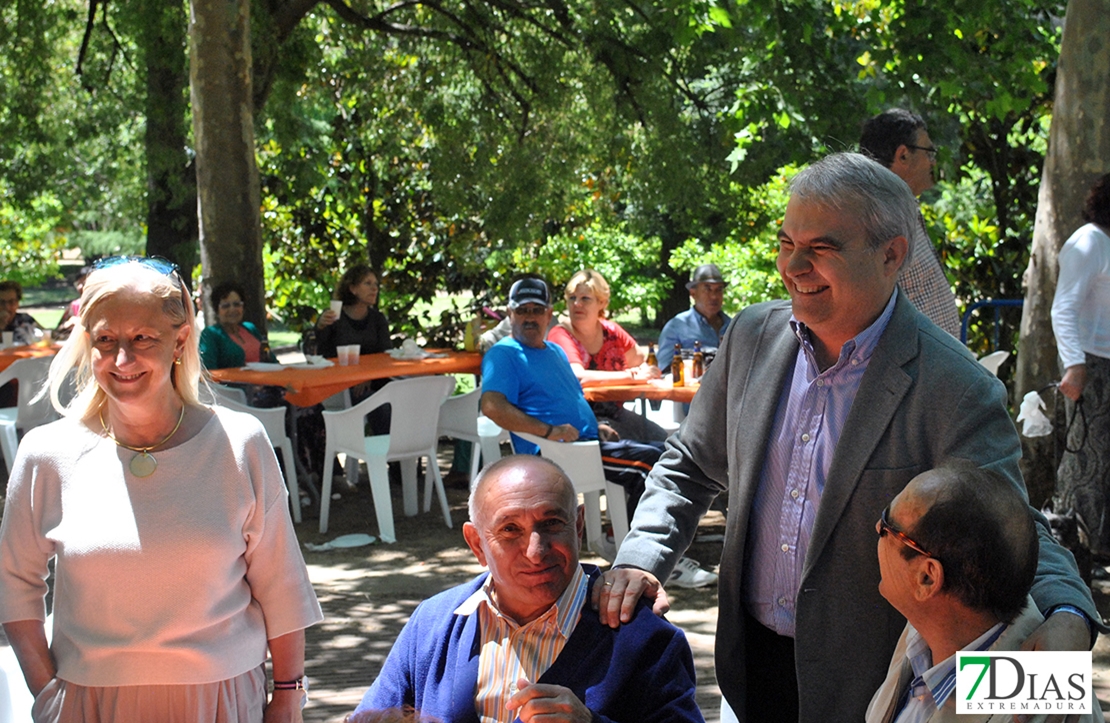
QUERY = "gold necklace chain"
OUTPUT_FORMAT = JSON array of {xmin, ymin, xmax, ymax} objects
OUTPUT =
[{"xmin": 100, "ymin": 404, "xmax": 185, "ymax": 454}]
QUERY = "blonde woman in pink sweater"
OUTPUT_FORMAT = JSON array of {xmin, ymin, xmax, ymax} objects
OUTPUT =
[{"xmin": 0, "ymin": 257, "xmax": 323, "ymax": 723}]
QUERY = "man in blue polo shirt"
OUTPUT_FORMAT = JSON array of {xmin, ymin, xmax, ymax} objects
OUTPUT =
[
  {"xmin": 656, "ymin": 264, "xmax": 731, "ymax": 371},
  {"xmin": 480, "ymin": 277, "xmax": 716, "ymax": 588}
]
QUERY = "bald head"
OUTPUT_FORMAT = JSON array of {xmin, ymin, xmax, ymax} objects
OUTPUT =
[
  {"xmin": 468, "ymin": 454, "xmax": 577, "ymax": 529},
  {"xmin": 897, "ymin": 463, "xmax": 1037, "ymax": 622}
]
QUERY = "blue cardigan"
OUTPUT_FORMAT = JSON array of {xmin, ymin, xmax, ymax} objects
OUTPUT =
[{"xmin": 354, "ymin": 565, "xmax": 704, "ymax": 723}]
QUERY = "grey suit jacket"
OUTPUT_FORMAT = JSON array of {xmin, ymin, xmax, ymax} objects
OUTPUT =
[{"xmin": 614, "ymin": 294, "xmax": 1098, "ymax": 723}]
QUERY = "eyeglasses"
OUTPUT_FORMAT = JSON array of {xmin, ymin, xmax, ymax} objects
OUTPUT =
[
  {"xmin": 513, "ymin": 305, "xmax": 549, "ymax": 317},
  {"xmin": 219, "ymin": 300, "xmax": 244, "ymax": 310},
  {"xmin": 906, "ymin": 144, "xmax": 938, "ymax": 161},
  {"xmin": 877, "ymin": 506, "xmax": 933, "ymax": 558}
]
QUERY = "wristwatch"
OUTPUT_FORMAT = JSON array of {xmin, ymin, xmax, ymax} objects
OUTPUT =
[{"xmin": 273, "ymin": 676, "xmax": 309, "ymax": 709}]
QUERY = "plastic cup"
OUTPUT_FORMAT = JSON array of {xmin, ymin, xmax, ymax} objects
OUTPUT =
[
  {"xmin": 41, "ymin": 330, "xmax": 52, "ymax": 345},
  {"xmin": 1, "ymin": 331, "xmax": 13, "ymax": 348},
  {"xmin": 345, "ymin": 344, "xmax": 361, "ymax": 365},
  {"xmin": 337, "ymin": 346, "xmax": 351, "ymax": 366},
  {"xmin": 329, "ymin": 300, "xmax": 343, "ymax": 317}
]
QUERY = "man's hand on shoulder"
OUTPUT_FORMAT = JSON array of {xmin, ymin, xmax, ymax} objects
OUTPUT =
[
  {"xmin": 508, "ymin": 679, "xmax": 593, "ymax": 723},
  {"xmin": 590, "ymin": 568, "xmax": 669, "ymax": 629},
  {"xmin": 1016, "ymin": 612, "xmax": 1090, "ymax": 723}
]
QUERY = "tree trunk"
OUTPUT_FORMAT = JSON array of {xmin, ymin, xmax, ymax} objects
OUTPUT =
[
  {"xmin": 188, "ymin": 0, "xmax": 266, "ymax": 330},
  {"xmin": 141, "ymin": 0, "xmax": 198, "ymax": 281},
  {"xmin": 1016, "ymin": 0, "xmax": 1110, "ymax": 507}
]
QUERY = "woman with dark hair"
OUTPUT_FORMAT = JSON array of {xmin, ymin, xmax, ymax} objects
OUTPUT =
[
  {"xmin": 1052, "ymin": 172, "xmax": 1110, "ymax": 557},
  {"xmin": 198, "ymin": 281, "xmax": 277, "ymax": 369},
  {"xmin": 315, "ymin": 265, "xmax": 391, "ymax": 359}
]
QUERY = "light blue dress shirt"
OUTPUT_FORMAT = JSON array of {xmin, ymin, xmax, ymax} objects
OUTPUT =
[
  {"xmin": 743, "ymin": 290, "xmax": 899, "ymax": 637},
  {"xmin": 656, "ymin": 307, "xmax": 732, "ymax": 370}
]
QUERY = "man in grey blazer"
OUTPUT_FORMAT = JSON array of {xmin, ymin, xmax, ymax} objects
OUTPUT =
[{"xmin": 592, "ymin": 152, "xmax": 1098, "ymax": 723}]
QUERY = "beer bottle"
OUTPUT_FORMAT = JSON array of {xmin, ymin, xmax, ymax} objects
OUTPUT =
[
  {"xmin": 692, "ymin": 340, "xmax": 704, "ymax": 382},
  {"xmin": 671, "ymin": 343, "xmax": 684, "ymax": 386},
  {"xmin": 646, "ymin": 343, "xmax": 657, "ymax": 368}
]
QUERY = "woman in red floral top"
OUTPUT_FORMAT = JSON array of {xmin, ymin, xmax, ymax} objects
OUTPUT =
[{"xmin": 546, "ymin": 269, "xmax": 667, "ymax": 441}]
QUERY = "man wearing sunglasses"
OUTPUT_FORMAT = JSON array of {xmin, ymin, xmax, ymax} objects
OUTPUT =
[
  {"xmin": 867, "ymin": 464, "xmax": 1103, "ymax": 722},
  {"xmin": 859, "ymin": 108, "xmax": 961, "ymax": 338},
  {"xmin": 594, "ymin": 153, "xmax": 1097, "ymax": 723}
]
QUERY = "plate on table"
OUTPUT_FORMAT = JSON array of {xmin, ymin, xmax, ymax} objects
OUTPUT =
[{"xmin": 243, "ymin": 362, "xmax": 285, "ymax": 372}]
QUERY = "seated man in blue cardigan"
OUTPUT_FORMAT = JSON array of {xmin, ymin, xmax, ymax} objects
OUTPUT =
[{"xmin": 351, "ymin": 454, "xmax": 704, "ymax": 723}]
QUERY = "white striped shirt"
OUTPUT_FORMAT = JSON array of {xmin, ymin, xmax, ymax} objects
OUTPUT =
[{"xmin": 454, "ymin": 565, "xmax": 588, "ymax": 723}]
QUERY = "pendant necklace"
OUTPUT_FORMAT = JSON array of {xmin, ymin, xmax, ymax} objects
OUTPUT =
[{"xmin": 100, "ymin": 404, "xmax": 186, "ymax": 478}]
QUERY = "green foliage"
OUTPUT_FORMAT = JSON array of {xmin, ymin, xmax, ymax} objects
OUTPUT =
[
  {"xmin": 0, "ymin": 181, "xmax": 67, "ymax": 284},
  {"xmin": 0, "ymin": 0, "xmax": 147, "ymax": 281}
]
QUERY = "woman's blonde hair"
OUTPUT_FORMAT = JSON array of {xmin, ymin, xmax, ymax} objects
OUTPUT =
[
  {"xmin": 48, "ymin": 260, "xmax": 202, "ymax": 418},
  {"xmin": 564, "ymin": 269, "xmax": 610, "ymax": 317}
]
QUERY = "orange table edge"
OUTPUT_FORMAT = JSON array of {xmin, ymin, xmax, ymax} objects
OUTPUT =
[{"xmin": 208, "ymin": 350, "xmax": 482, "ymax": 407}]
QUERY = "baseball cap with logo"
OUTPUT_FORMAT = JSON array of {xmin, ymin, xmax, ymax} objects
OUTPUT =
[{"xmin": 508, "ymin": 278, "xmax": 552, "ymax": 309}]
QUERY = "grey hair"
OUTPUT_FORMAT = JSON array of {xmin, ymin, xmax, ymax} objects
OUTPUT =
[
  {"xmin": 790, "ymin": 152, "xmax": 918, "ymax": 266},
  {"xmin": 468, "ymin": 454, "xmax": 577, "ymax": 526}
]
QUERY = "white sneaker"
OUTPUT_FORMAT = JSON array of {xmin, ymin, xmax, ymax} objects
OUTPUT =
[{"xmin": 668, "ymin": 556, "xmax": 718, "ymax": 589}]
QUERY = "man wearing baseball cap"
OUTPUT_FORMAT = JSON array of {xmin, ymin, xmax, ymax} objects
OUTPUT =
[
  {"xmin": 480, "ymin": 276, "xmax": 718, "ymax": 588},
  {"xmin": 657, "ymin": 264, "xmax": 732, "ymax": 371}
]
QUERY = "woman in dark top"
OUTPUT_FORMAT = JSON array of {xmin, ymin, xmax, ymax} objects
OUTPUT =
[{"xmin": 315, "ymin": 265, "xmax": 391, "ymax": 358}]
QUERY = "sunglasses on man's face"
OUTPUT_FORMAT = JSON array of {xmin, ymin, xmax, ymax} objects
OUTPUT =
[{"xmin": 877, "ymin": 505, "xmax": 933, "ymax": 558}]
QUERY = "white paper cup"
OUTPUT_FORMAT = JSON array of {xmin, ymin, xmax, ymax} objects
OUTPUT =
[
  {"xmin": 329, "ymin": 300, "xmax": 343, "ymax": 317},
  {"xmin": 1, "ymin": 331, "xmax": 13, "ymax": 348}
]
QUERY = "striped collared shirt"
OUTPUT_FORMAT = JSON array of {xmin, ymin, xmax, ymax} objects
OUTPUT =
[
  {"xmin": 893, "ymin": 621, "xmax": 1008, "ymax": 723},
  {"xmin": 454, "ymin": 565, "xmax": 588, "ymax": 723},
  {"xmin": 743, "ymin": 290, "xmax": 898, "ymax": 638}
]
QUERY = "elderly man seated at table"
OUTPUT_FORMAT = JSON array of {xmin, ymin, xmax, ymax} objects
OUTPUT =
[
  {"xmin": 867, "ymin": 463, "xmax": 1103, "ymax": 723},
  {"xmin": 656, "ymin": 264, "xmax": 731, "ymax": 371},
  {"xmin": 480, "ymin": 277, "xmax": 716, "ymax": 588},
  {"xmin": 351, "ymin": 455, "xmax": 705, "ymax": 723}
]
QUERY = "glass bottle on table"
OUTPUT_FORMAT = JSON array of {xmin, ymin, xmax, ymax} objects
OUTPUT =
[
  {"xmin": 646, "ymin": 343, "xmax": 657, "ymax": 368},
  {"xmin": 671, "ymin": 343, "xmax": 684, "ymax": 387},
  {"xmin": 691, "ymin": 340, "xmax": 704, "ymax": 383}
]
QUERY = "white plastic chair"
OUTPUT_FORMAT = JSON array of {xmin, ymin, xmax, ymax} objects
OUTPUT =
[
  {"xmin": 437, "ymin": 385, "xmax": 509, "ymax": 479},
  {"xmin": 0, "ymin": 357, "xmax": 57, "ymax": 473},
  {"xmin": 978, "ymin": 350, "xmax": 1010, "ymax": 377},
  {"xmin": 319, "ymin": 376, "xmax": 457, "ymax": 540},
  {"xmin": 209, "ymin": 389, "xmax": 302, "ymax": 524},
  {"xmin": 515, "ymin": 432, "xmax": 630, "ymax": 562}
]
